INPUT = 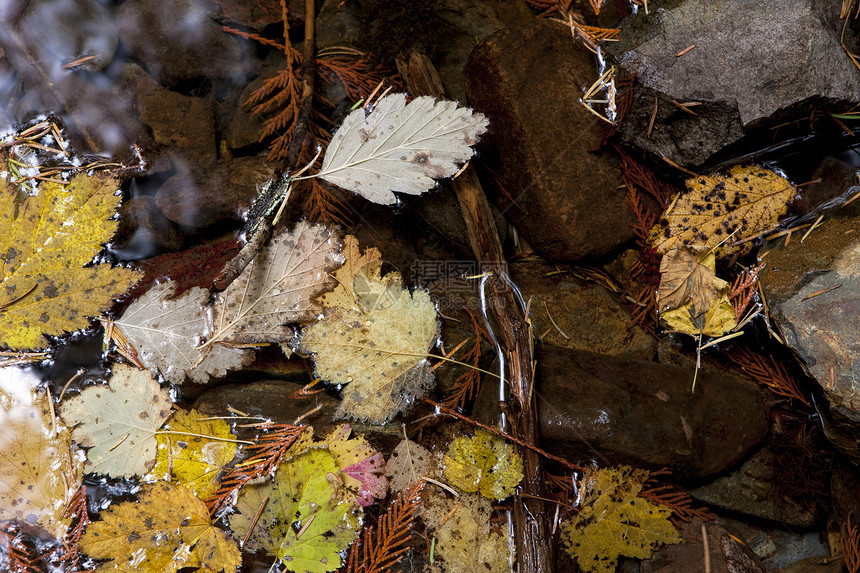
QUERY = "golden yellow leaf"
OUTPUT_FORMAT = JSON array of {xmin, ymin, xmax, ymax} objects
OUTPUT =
[
  {"xmin": 661, "ymin": 292, "xmax": 736, "ymax": 338},
  {"xmin": 148, "ymin": 408, "xmax": 238, "ymax": 499},
  {"xmin": 0, "ymin": 161, "xmax": 142, "ymax": 350},
  {"xmin": 443, "ymin": 429, "xmax": 523, "ymax": 500},
  {"xmin": 561, "ymin": 466, "xmax": 681, "ymax": 573},
  {"xmin": 80, "ymin": 481, "xmax": 240, "ymax": 573},
  {"xmin": 649, "ymin": 165, "xmax": 794, "ymax": 257},
  {"xmin": 318, "ymin": 235, "xmax": 382, "ymax": 311},
  {"xmin": 0, "ymin": 367, "xmax": 82, "ymax": 539}
]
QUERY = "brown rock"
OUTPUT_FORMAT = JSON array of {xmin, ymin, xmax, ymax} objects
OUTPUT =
[
  {"xmin": 116, "ymin": 195, "xmax": 183, "ymax": 254},
  {"xmin": 465, "ymin": 19, "xmax": 637, "ymax": 262}
]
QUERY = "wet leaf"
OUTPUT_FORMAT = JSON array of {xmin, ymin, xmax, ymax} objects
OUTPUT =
[
  {"xmin": 443, "ymin": 429, "xmax": 523, "ymax": 500},
  {"xmin": 0, "ymin": 163, "xmax": 142, "ymax": 350},
  {"xmin": 649, "ymin": 165, "xmax": 794, "ymax": 257},
  {"xmin": 298, "ymin": 265, "xmax": 439, "ymax": 423},
  {"xmin": 317, "ymin": 94, "xmax": 489, "ymax": 205},
  {"xmin": 327, "ymin": 425, "xmax": 388, "ymax": 507},
  {"xmin": 208, "ymin": 221, "xmax": 342, "ymax": 345},
  {"xmin": 561, "ymin": 466, "xmax": 681, "ymax": 573},
  {"xmin": 318, "ymin": 235, "xmax": 381, "ymax": 312},
  {"xmin": 79, "ymin": 481, "xmax": 240, "ymax": 573},
  {"xmin": 0, "ymin": 368, "xmax": 82, "ymax": 539},
  {"xmin": 147, "ymin": 408, "xmax": 239, "ymax": 499},
  {"xmin": 114, "ymin": 281, "xmax": 254, "ymax": 384},
  {"xmin": 660, "ymin": 292, "xmax": 736, "ymax": 338},
  {"xmin": 59, "ymin": 364, "xmax": 173, "ymax": 477},
  {"xmin": 386, "ymin": 438, "xmax": 435, "ymax": 494},
  {"xmin": 229, "ymin": 448, "xmax": 362, "ymax": 573}
]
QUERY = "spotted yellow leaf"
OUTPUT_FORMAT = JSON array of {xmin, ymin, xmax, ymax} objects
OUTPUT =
[{"xmin": 443, "ymin": 429, "xmax": 523, "ymax": 500}]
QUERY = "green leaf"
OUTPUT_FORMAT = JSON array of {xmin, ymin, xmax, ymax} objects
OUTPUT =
[
  {"xmin": 443, "ymin": 429, "xmax": 523, "ymax": 500},
  {"xmin": 230, "ymin": 448, "xmax": 362, "ymax": 573}
]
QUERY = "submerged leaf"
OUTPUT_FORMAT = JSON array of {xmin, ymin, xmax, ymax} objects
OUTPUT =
[
  {"xmin": 386, "ymin": 438, "xmax": 436, "ymax": 494},
  {"xmin": 0, "ymin": 368, "xmax": 82, "ymax": 539},
  {"xmin": 443, "ymin": 429, "xmax": 523, "ymax": 500},
  {"xmin": 327, "ymin": 425, "xmax": 388, "ymax": 507},
  {"xmin": 80, "ymin": 481, "xmax": 240, "ymax": 573},
  {"xmin": 318, "ymin": 235, "xmax": 382, "ymax": 312},
  {"xmin": 317, "ymin": 94, "xmax": 489, "ymax": 205},
  {"xmin": 0, "ymin": 162, "xmax": 141, "ymax": 350},
  {"xmin": 561, "ymin": 466, "xmax": 681, "ymax": 573},
  {"xmin": 59, "ymin": 365, "xmax": 173, "ymax": 477},
  {"xmin": 649, "ymin": 165, "xmax": 794, "ymax": 257},
  {"xmin": 148, "ymin": 408, "xmax": 238, "ymax": 499},
  {"xmin": 230, "ymin": 448, "xmax": 362, "ymax": 573}
]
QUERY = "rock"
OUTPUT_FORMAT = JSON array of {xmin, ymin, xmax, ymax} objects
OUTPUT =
[
  {"xmin": 831, "ymin": 458, "xmax": 860, "ymax": 524},
  {"xmin": 778, "ymin": 556, "xmax": 842, "ymax": 573},
  {"xmin": 640, "ymin": 518, "xmax": 765, "ymax": 573},
  {"xmin": 212, "ymin": 0, "xmax": 304, "ymax": 32},
  {"xmin": 758, "ymin": 217, "xmax": 860, "ymax": 435},
  {"xmin": 465, "ymin": 19, "xmax": 637, "ymax": 262},
  {"xmin": 117, "ymin": 0, "xmax": 250, "ymax": 87},
  {"xmin": 523, "ymin": 345, "xmax": 769, "ymax": 480},
  {"xmin": 116, "ymin": 195, "xmax": 184, "ymax": 256},
  {"xmin": 607, "ymin": 0, "xmax": 860, "ymax": 167},
  {"xmin": 315, "ymin": 0, "xmax": 368, "ymax": 51},
  {"xmin": 510, "ymin": 259, "xmax": 657, "ymax": 359},
  {"xmin": 690, "ymin": 447, "xmax": 817, "ymax": 527}
]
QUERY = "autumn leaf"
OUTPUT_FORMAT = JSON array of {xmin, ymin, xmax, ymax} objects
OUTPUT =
[
  {"xmin": 327, "ymin": 425, "xmax": 388, "ymax": 507},
  {"xmin": 316, "ymin": 94, "xmax": 489, "ymax": 205},
  {"xmin": 114, "ymin": 282, "xmax": 254, "ymax": 384},
  {"xmin": 561, "ymin": 466, "xmax": 681, "ymax": 573},
  {"xmin": 147, "ymin": 408, "xmax": 239, "ymax": 499},
  {"xmin": 318, "ymin": 235, "xmax": 382, "ymax": 312},
  {"xmin": 0, "ymin": 367, "xmax": 82, "ymax": 539},
  {"xmin": 443, "ymin": 429, "xmax": 523, "ymax": 500},
  {"xmin": 386, "ymin": 438, "xmax": 436, "ymax": 495},
  {"xmin": 229, "ymin": 448, "xmax": 362, "ymax": 573},
  {"xmin": 661, "ymin": 293, "xmax": 736, "ymax": 338},
  {"xmin": 80, "ymin": 481, "xmax": 240, "ymax": 573},
  {"xmin": 0, "ymin": 161, "xmax": 142, "ymax": 350},
  {"xmin": 649, "ymin": 165, "xmax": 794, "ymax": 257},
  {"xmin": 59, "ymin": 364, "xmax": 173, "ymax": 477}
]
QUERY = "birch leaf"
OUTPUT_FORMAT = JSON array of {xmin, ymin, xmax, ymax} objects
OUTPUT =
[
  {"xmin": 0, "ymin": 368, "xmax": 82, "ymax": 539},
  {"xmin": 298, "ymin": 269, "xmax": 439, "ymax": 424},
  {"xmin": 0, "ymin": 162, "xmax": 142, "ymax": 350},
  {"xmin": 79, "ymin": 481, "xmax": 240, "ymax": 573},
  {"xmin": 59, "ymin": 364, "xmax": 173, "ymax": 477},
  {"xmin": 114, "ymin": 281, "xmax": 254, "ymax": 384},
  {"xmin": 208, "ymin": 221, "xmax": 342, "ymax": 345},
  {"xmin": 317, "ymin": 94, "xmax": 489, "ymax": 205},
  {"xmin": 649, "ymin": 165, "xmax": 794, "ymax": 257}
]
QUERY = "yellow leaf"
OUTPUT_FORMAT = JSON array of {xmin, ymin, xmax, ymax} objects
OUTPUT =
[
  {"xmin": 0, "ymin": 368, "xmax": 82, "ymax": 539},
  {"xmin": 148, "ymin": 408, "xmax": 238, "ymax": 499},
  {"xmin": 80, "ymin": 481, "xmax": 240, "ymax": 573},
  {"xmin": 443, "ymin": 429, "xmax": 523, "ymax": 500},
  {"xmin": 649, "ymin": 165, "xmax": 794, "ymax": 257},
  {"xmin": 318, "ymin": 235, "xmax": 381, "ymax": 311},
  {"xmin": 0, "ymin": 161, "xmax": 142, "ymax": 350},
  {"xmin": 561, "ymin": 466, "xmax": 681, "ymax": 573},
  {"xmin": 661, "ymin": 291, "xmax": 736, "ymax": 337}
]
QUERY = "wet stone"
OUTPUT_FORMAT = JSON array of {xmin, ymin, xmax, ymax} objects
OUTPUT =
[
  {"xmin": 465, "ymin": 19, "xmax": 637, "ymax": 262},
  {"xmin": 116, "ymin": 195, "xmax": 183, "ymax": 256}
]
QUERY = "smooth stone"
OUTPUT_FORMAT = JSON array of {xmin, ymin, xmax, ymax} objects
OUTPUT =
[
  {"xmin": 465, "ymin": 19, "xmax": 637, "ymax": 262},
  {"xmin": 116, "ymin": 195, "xmax": 184, "ymax": 256}
]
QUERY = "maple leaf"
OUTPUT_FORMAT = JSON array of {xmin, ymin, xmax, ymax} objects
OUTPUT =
[
  {"xmin": 443, "ymin": 429, "xmax": 523, "ymax": 500},
  {"xmin": 0, "ymin": 368, "xmax": 82, "ymax": 539},
  {"xmin": 59, "ymin": 364, "xmax": 173, "ymax": 477},
  {"xmin": 79, "ymin": 481, "xmax": 240, "ymax": 573},
  {"xmin": 0, "ymin": 161, "xmax": 142, "ymax": 350},
  {"xmin": 386, "ymin": 438, "xmax": 436, "ymax": 495},
  {"xmin": 147, "ymin": 408, "xmax": 239, "ymax": 499},
  {"xmin": 114, "ymin": 282, "xmax": 254, "ymax": 384},
  {"xmin": 657, "ymin": 246, "xmax": 723, "ymax": 315},
  {"xmin": 318, "ymin": 235, "xmax": 382, "ymax": 312},
  {"xmin": 561, "ymin": 466, "xmax": 681, "ymax": 573},
  {"xmin": 316, "ymin": 94, "xmax": 489, "ymax": 205},
  {"xmin": 327, "ymin": 424, "xmax": 388, "ymax": 507},
  {"xmin": 229, "ymin": 448, "xmax": 362, "ymax": 573},
  {"xmin": 649, "ymin": 165, "xmax": 795, "ymax": 257}
]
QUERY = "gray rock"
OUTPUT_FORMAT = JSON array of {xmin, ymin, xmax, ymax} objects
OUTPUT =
[
  {"xmin": 759, "ymin": 217, "xmax": 860, "ymax": 431},
  {"xmin": 485, "ymin": 345, "xmax": 769, "ymax": 480},
  {"xmin": 465, "ymin": 19, "xmax": 638, "ymax": 262},
  {"xmin": 607, "ymin": 0, "xmax": 860, "ymax": 166}
]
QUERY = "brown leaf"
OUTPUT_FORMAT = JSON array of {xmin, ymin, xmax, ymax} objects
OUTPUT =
[{"xmin": 656, "ymin": 246, "xmax": 720, "ymax": 315}]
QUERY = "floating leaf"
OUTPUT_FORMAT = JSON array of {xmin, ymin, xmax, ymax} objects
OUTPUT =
[
  {"xmin": 327, "ymin": 425, "xmax": 388, "ymax": 507},
  {"xmin": 208, "ymin": 221, "xmax": 342, "ymax": 345},
  {"xmin": 59, "ymin": 365, "xmax": 173, "ymax": 477},
  {"xmin": 0, "ymin": 161, "xmax": 142, "ymax": 350},
  {"xmin": 318, "ymin": 235, "xmax": 382, "ymax": 311},
  {"xmin": 229, "ymin": 448, "xmax": 362, "ymax": 573},
  {"xmin": 561, "ymin": 466, "xmax": 681, "ymax": 573},
  {"xmin": 0, "ymin": 368, "xmax": 82, "ymax": 539},
  {"xmin": 386, "ymin": 438, "xmax": 436, "ymax": 495},
  {"xmin": 649, "ymin": 165, "xmax": 794, "ymax": 257},
  {"xmin": 80, "ymin": 481, "xmax": 240, "ymax": 573},
  {"xmin": 317, "ymin": 94, "xmax": 489, "ymax": 205},
  {"xmin": 147, "ymin": 408, "xmax": 238, "ymax": 499},
  {"xmin": 114, "ymin": 282, "xmax": 254, "ymax": 384},
  {"xmin": 298, "ymin": 265, "xmax": 439, "ymax": 423},
  {"xmin": 443, "ymin": 429, "xmax": 523, "ymax": 500}
]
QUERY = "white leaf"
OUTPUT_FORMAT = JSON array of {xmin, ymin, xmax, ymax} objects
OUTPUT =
[{"xmin": 317, "ymin": 94, "xmax": 489, "ymax": 205}]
